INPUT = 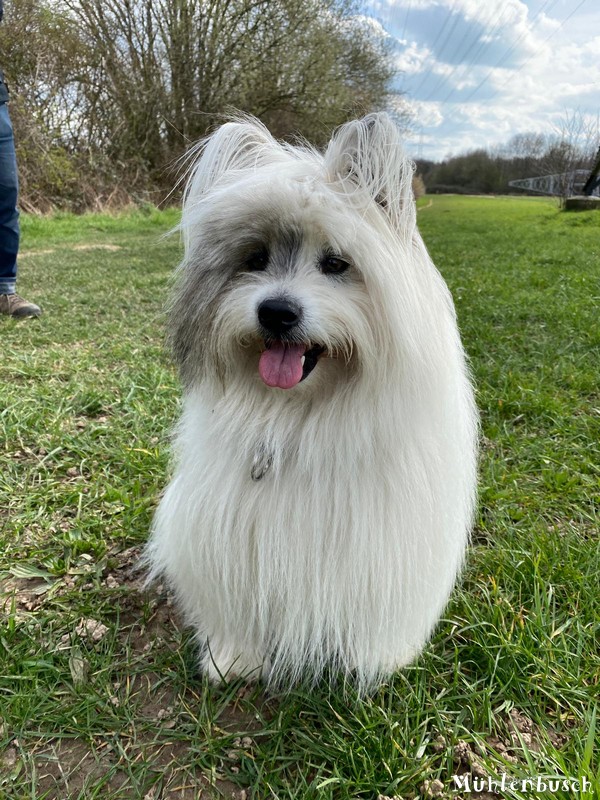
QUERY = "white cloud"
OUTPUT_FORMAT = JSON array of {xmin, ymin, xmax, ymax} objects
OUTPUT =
[
  {"xmin": 371, "ymin": 0, "xmax": 600, "ymax": 159},
  {"xmin": 401, "ymin": 98, "xmax": 444, "ymax": 128},
  {"xmin": 537, "ymin": 12, "xmax": 561, "ymax": 32},
  {"xmin": 396, "ymin": 43, "xmax": 431, "ymax": 75}
]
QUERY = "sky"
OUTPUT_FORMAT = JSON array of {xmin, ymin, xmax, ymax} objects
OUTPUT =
[{"xmin": 365, "ymin": 0, "xmax": 600, "ymax": 160}]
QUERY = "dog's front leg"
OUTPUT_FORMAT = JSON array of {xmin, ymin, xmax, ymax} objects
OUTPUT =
[{"xmin": 201, "ymin": 637, "xmax": 270, "ymax": 684}]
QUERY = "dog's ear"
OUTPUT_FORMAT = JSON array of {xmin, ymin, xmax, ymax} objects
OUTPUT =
[
  {"xmin": 324, "ymin": 113, "xmax": 415, "ymax": 232},
  {"xmin": 185, "ymin": 116, "xmax": 276, "ymax": 199}
]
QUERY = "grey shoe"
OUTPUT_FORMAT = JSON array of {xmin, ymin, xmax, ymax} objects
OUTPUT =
[{"xmin": 0, "ymin": 293, "xmax": 42, "ymax": 318}]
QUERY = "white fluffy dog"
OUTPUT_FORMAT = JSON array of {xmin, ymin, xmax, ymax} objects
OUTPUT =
[{"xmin": 146, "ymin": 113, "xmax": 478, "ymax": 691}]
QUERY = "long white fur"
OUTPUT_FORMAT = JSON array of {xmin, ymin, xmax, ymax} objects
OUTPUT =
[{"xmin": 146, "ymin": 113, "xmax": 478, "ymax": 692}]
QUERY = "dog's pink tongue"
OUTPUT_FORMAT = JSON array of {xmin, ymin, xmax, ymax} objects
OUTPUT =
[{"xmin": 259, "ymin": 343, "xmax": 306, "ymax": 389}]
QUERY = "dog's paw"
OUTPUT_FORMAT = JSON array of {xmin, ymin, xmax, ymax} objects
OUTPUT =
[{"xmin": 202, "ymin": 641, "xmax": 268, "ymax": 684}]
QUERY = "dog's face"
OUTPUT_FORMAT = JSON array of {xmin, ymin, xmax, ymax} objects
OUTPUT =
[
  {"xmin": 171, "ymin": 115, "xmax": 418, "ymax": 394},
  {"xmin": 176, "ymin": 180, "xmax": 374, "ymax": 392}
]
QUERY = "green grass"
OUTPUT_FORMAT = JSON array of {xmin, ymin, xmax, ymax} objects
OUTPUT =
[{"xmin": 1, "ymin": 196, "xmax": 598, "ymax": 799}]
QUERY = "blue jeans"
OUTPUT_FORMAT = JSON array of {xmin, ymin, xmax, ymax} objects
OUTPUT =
[{"xmin": 0, "ymin": 102, "xmax": 19, "ymax": 294}]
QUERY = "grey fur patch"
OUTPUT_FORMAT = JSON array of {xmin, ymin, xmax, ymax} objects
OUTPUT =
[
  {"xmin": 168, "ymin": 243, "xmax": 237, "ymax": 385},
  {"xmin": 268, "ymin": 227, "xmax": 302, "ymax": 277},
  {"xmin": 251, "ymin": 445, "xmax": 273, "ymax": 481},
  {"xmin": 169, "ymin": 221, "xmax": 305, "ymax": 385}
]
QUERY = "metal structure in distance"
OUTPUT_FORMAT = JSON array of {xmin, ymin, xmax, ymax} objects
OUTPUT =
[{"xmin": 508, "ymin": 169, "xmax": 598, "ymax": 197}]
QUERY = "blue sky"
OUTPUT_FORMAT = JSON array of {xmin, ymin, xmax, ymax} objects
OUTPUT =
[{"xmin": 365, "ymin": 0, "xmax": 600, "ymax": 160}]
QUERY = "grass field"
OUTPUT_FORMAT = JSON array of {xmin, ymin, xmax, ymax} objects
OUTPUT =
[{"xmin": 1, "ymin": 196, "xmax": 598, "ymax": 799}]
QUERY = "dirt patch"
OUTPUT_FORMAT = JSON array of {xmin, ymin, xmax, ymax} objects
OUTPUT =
[
  {"xmin": 20, "ymin": 244, "xmax": 122, "ymax": 259},
  {"xmin": 19, "ymin": 249, "xmax": 56, "ymax": 257},
  {"xmin": 33, "ymin": 739, "xmax": 126, "ymax": 798},
  {"xmin": 0, "ymin": 574, "xmax": 56, "ymax": 616},
  {"xmin": 506, "ymin": 707, "xmax": 567, "ymax": 753},
  {"xmin": 417, "ymin": 199, "xmax": 434, "ymax": 211},
  {"xmin": 72, "ymin": 244, "xmax": 123, "ymax": 252},
  {"xmin": 2, "ymin": 545, "xmax": 270, "ymax": 799},
  {"xmin": 29, "ymin": 736, "xmax": 245, "ymax": 800}
]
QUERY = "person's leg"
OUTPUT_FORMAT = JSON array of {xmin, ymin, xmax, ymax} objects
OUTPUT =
[
  {"xmin": 0, "ymin": 102, "xmax": 41, "ymax": 317},
  {"xmin": 0, "ymin": 102, "xmax": 18, "ymax": 294}
]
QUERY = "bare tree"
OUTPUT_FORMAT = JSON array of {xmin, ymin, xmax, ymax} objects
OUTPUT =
[
  {"xmin": 1, "ymin": 0, "xmax": 396, "ymax": 208},
  {"xmin": 0, "ymin": 0, "xmax": 89, "ymax": 208},
  {"xmin": 61, "ymin": 0, "xmax": 395, "ymax": 184}
]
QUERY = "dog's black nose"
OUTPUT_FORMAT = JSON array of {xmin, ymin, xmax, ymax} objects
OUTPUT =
[{"xmin": 258, "ymin": 298, "xmax": 301, "ymax": 336}]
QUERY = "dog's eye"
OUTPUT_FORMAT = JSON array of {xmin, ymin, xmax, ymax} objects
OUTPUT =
[
  {"xmin": 320, "ymin": 255, "xmax": 350, "ymax": 276},
  {"xmin": 245, "ymin": 248, "xmax": 269, "ymax": 272}
]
